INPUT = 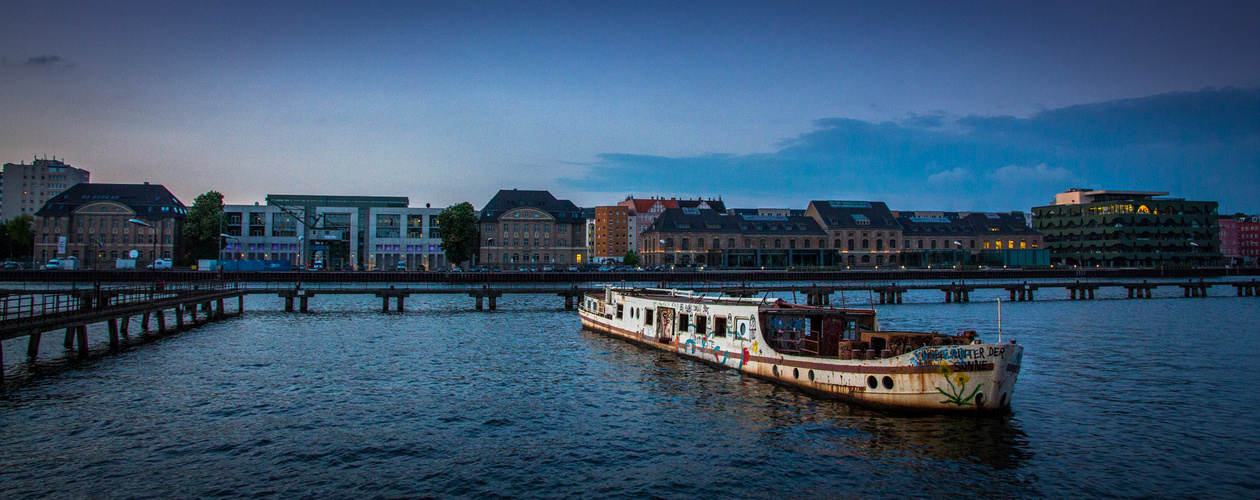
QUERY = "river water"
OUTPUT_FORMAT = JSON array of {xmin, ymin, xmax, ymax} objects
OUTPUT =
[{"xmin": 1, "ymin": 288, "xmax": 1257, "ymax": 498}]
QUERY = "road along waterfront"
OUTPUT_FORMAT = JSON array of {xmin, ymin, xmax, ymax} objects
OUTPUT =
[{"xmin": 0, "ymin": 292, "xmax": 1257, "ymax": 498}]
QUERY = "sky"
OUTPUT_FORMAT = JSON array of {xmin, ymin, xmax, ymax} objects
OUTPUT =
[{"xmin": 1, "ymin": 1, "xmax": 1258, "ymax": 213}]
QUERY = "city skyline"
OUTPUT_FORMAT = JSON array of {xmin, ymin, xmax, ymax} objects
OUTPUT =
[{"xmin": 2, "ymin": 1, "xmax": 1258, "ymax": 213}]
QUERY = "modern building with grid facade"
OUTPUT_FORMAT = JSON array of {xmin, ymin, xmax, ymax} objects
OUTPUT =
[{"xmin": 1032, "ymin": 189, "xmax": 1220, "ymax": 267}]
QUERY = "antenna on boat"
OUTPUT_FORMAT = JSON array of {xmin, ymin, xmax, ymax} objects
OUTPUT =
[{"xmin": 997, "ymin": 297, "xmax": 1003, "ymax": 344}]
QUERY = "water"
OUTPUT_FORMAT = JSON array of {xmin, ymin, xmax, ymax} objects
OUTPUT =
[{"xmin": 1, "ymin": 291, "xmax": 1258, "ymax": 498}]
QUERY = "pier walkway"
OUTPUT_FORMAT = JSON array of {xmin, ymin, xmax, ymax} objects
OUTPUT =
[{"xmin": 0, "ymin": 282, "xmax": 246, "ymax": 383}]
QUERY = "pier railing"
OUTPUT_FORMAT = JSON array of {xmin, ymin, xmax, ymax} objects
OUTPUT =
[{"xmin": 0, "ymin": 281, "xmax": 238, "ymax": 323}]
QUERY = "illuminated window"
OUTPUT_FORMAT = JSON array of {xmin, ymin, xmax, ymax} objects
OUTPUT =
[
  {"xmin": 996, "ymin": 241, "xmax": 1003, "ymax": 250},
  {"xmin": 1020, "ymin": 241, "xmax": 1026, "ymax": 249}
]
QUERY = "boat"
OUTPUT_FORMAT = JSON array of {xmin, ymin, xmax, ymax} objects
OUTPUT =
[{"xmin": 578, "ymin": 287, "xmax": 1023, "ymax": 413}]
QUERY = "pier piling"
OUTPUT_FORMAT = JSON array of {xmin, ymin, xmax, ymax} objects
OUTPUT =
[
  {"xmin": 108, "ymin": 319, "xmax": 120, "ymax": 351},
  {"xmin": 27, "ymin": 333, "xmax": 40, "ymax": 360}
]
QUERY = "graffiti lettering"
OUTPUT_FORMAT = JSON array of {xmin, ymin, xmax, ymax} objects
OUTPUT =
[
  {"xmin": 911, "ymin": 346, "xmax": 989, "ymax": 366},
  {"xmin": 950, "ymin": 361, "xmax": 995, "ymax": 372},
  {"xmin": 678, "ymin": 304, "xmax": 711, "ymax": 315}
]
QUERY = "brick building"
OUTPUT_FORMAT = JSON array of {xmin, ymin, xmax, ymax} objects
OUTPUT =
[{"xmin": 33, "ymin": 183, "xmax": 185, "ymax": 268}]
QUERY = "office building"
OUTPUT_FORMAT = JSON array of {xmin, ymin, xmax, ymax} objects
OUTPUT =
[
  {"xmin": 1032, "ymin": 188, "xmax": 1220, "ymax": 267},
  {"xmin": 477, "ymin": 189, "xmax": 587, "ymax": 268}
]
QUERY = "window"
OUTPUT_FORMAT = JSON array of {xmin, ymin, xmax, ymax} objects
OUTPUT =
[
  {"xmin": 713, "ymin": 238, "xmax": 720, "ymax": 249},
  {"xmin": 847, "ymin": 239, "xmax": 854, "ymax": 251},
  {"xmin": 774, "ymin": 239, "xmax": 782, "ymax": 249},
  {"xmin": 862, "ymin": 239, "xmax": 869, "ymax": 249}
]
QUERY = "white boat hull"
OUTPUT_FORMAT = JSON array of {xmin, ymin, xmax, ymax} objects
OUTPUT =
[{"xmin": 579, "ymin": 291, "xmax": 1023, "ymax": 413}]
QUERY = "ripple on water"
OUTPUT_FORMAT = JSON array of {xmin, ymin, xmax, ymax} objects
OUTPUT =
[{"xmin": 0, "ymin": 293, "xmax": 1257, "ymax": 498}]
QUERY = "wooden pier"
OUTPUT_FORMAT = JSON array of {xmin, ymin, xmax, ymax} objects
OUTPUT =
[{"xmin": 0, "ymin": 283, "xmax": 246, "ymax": 384}]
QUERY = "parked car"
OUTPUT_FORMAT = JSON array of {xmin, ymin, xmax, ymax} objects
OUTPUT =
[
  {"xmin": 2, "ymin": 261, "xmax": 19, "ymax": 270},
  {"xmin": 146, "ymin": 258, "xmax": 172, "ymax": 270},
  {"xmin": 397, "ymin": 261, "xmax": 407, "ymax": 270}
]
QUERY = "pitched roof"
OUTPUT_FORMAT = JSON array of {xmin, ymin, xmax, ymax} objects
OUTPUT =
[
  {"xmin": 807, "ymin": 200, "xmax": 899, "ymax": 229},
  {"xmin": 35, "ymin": 183, "xmax": 187, "ymax": 219},
  {"xmin": 896, "ymin": 212, "xmax": 977, "ymax": 237},
  {"xmin": 479, "ymin": 189, "xmax": 584, "ymax": 223},
  {"xmin": 645, "ymin": 208, "xmax": 825, "ymax": 235},
  {"xmin": 963, "ymin": 212, "xmax": 1039, "ymax": 236}
]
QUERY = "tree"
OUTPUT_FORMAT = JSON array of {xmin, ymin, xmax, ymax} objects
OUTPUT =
[
  {"xmin": 623, "ymin": 250, "xmax": 639, "ymax": 266},
  {"xmin": 0, "ymin": 215, "xmax": 34, "ymax": 261},
  {"xmin": 437, "ymin": 202, "xmax": 478, "ymax": 267},
  {"xmin": 183, "ymin": 191, "xmax": 224, "ymax": 263}
]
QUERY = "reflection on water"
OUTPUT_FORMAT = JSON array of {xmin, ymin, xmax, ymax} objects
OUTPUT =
[{"xmin": 0, "ymin": 292, "xmax": 1256, "ymax": 498}]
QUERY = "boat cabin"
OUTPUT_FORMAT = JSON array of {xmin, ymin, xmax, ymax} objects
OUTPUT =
[{"xmin": 759, "ymin": 300, "xmax": 976, "ymax": 360}]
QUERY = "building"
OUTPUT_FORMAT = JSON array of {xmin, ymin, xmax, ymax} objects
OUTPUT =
[
  {"xmin": 1230, "ymin": 215, "xmax": 1260, "ymax": 266},
  {"xmin": 2, "ymin": 156, "xmax": 90, "ymax": 220},
  {"xmin": 1219, "ymin": 218, "xmax": 1241, "ymax": 265},
  {"xmin": 592, "ymin": 206, "xmax": 632, "ymax": 264},
  {"xmin": 364, "ymin": 206, "xmax": 447, "ymax": 270},
  {"xmin": 33, "ymin": 183, "xmax": 186, "ymax": 267},
  {"xmin": 617, "ymin": 197, "xmax": 725, "ymax": 256},
  {"xmin": 803, "ymin": 200, "xmax": 904, "ymax": 267},
  {"xmin": 477, "ymin": 189, "xmax": 587, "ymax": 268},
  {"xmin": 640, "ymin": 208, "xmax": 834, "ymax": 268},
  {"xmin": 222, "ymin": 195, "xmax": 444, "ymax": 271},
  {"xmin": 1032, "ymin": 188, "xmax": 1221, "ymax": 267}
]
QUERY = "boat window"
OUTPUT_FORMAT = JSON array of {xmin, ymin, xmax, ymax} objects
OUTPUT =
[
  {"xmin": 696, "ymin": 315, "xmax": 707, "ymax": 335},
  {"xmin": 713, "ymin": 315, "xmax": 727, "ymax": 337},
  {"xmin": 645, "ymin": 308, "xmax": 654, "ymax": 325},
  {"xmin": 616, "ymin": 304, "xmax": 623, "ymax": 319},
  {"xmin": 678, "ymin": 313, "xmax": 690, "ymax": 333}
]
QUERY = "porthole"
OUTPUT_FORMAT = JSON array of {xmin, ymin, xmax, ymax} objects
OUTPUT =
[
  {"xmin": 793, "ymin": 368, "xmax": 799, "ymax": 379},
  {"xmin": 975, "ymin": 392, "xmax": 987, "ymax": 408},
  {"xmin": 772, "ymin": 365, "xmax": 779, "ymax": 377},
  {"xmin": 866, "ymin": 376, "xmax": 878, "ymax": 389},
  {"xmin": 808, "ymin": 370, "xmax": 815, "ymax": 382},
  {"xmin": 882, "ymin": 376, "xmax": 894, "ymax": 390},
  {"xmin": 999, "ymin": 393, "xmax": 1009, "ymax": 408}
]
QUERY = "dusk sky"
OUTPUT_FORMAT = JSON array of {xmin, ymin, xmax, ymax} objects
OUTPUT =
[{"xmin": 2, "ymin": 1, "xmax": 1258, "ymax": 213}]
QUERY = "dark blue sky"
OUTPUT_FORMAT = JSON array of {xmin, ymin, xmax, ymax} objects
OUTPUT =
[{"xmin": 2, "ymin": 1, "xmax": 1257, "ymax": 212}]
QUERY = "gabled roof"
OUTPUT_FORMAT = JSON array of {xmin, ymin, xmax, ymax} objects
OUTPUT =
[
  {"xmin": 962, "ymin": 212, "xmax": 1039, "ymax": 236},
  {"xmin": 676, "ymin": 199, "xmax": 726, "ymax": 212},
  {"xmin": 35, "ymin": 183, "xmax": 187, "ymax": 219},
  {"xmin": 645, "ymin": 208, "xmax": 825, "ymax": 235},
  {"xmin": 621, "ymin": 198, "xmax": 678, "ymax": 213},
  {"xmin": 896, "ymin": 212, "xmax": 976, "ymax": 237},
  {"xmin": 807, "ymin": 200, "xmax": 899, "ymax": 229},
  {"xmin": 479, "ymin": 189, "xmax": 584, "ymax": 223}
]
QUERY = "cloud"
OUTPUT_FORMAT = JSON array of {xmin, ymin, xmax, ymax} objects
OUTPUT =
[
  {"xmin": 564, "ymin": 87, "xmax": 1260, "ymax": 212},
  {"xmin": 25, "ymin": 55, "xmax": 64, "ymax": 66},
  {"xmin": 989, "ymin": 163, "xmax": 1076, "ymax": 185},
  {"xmin": 928, "ymin": 167, "xmax": 972, "ymax": 186}
]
